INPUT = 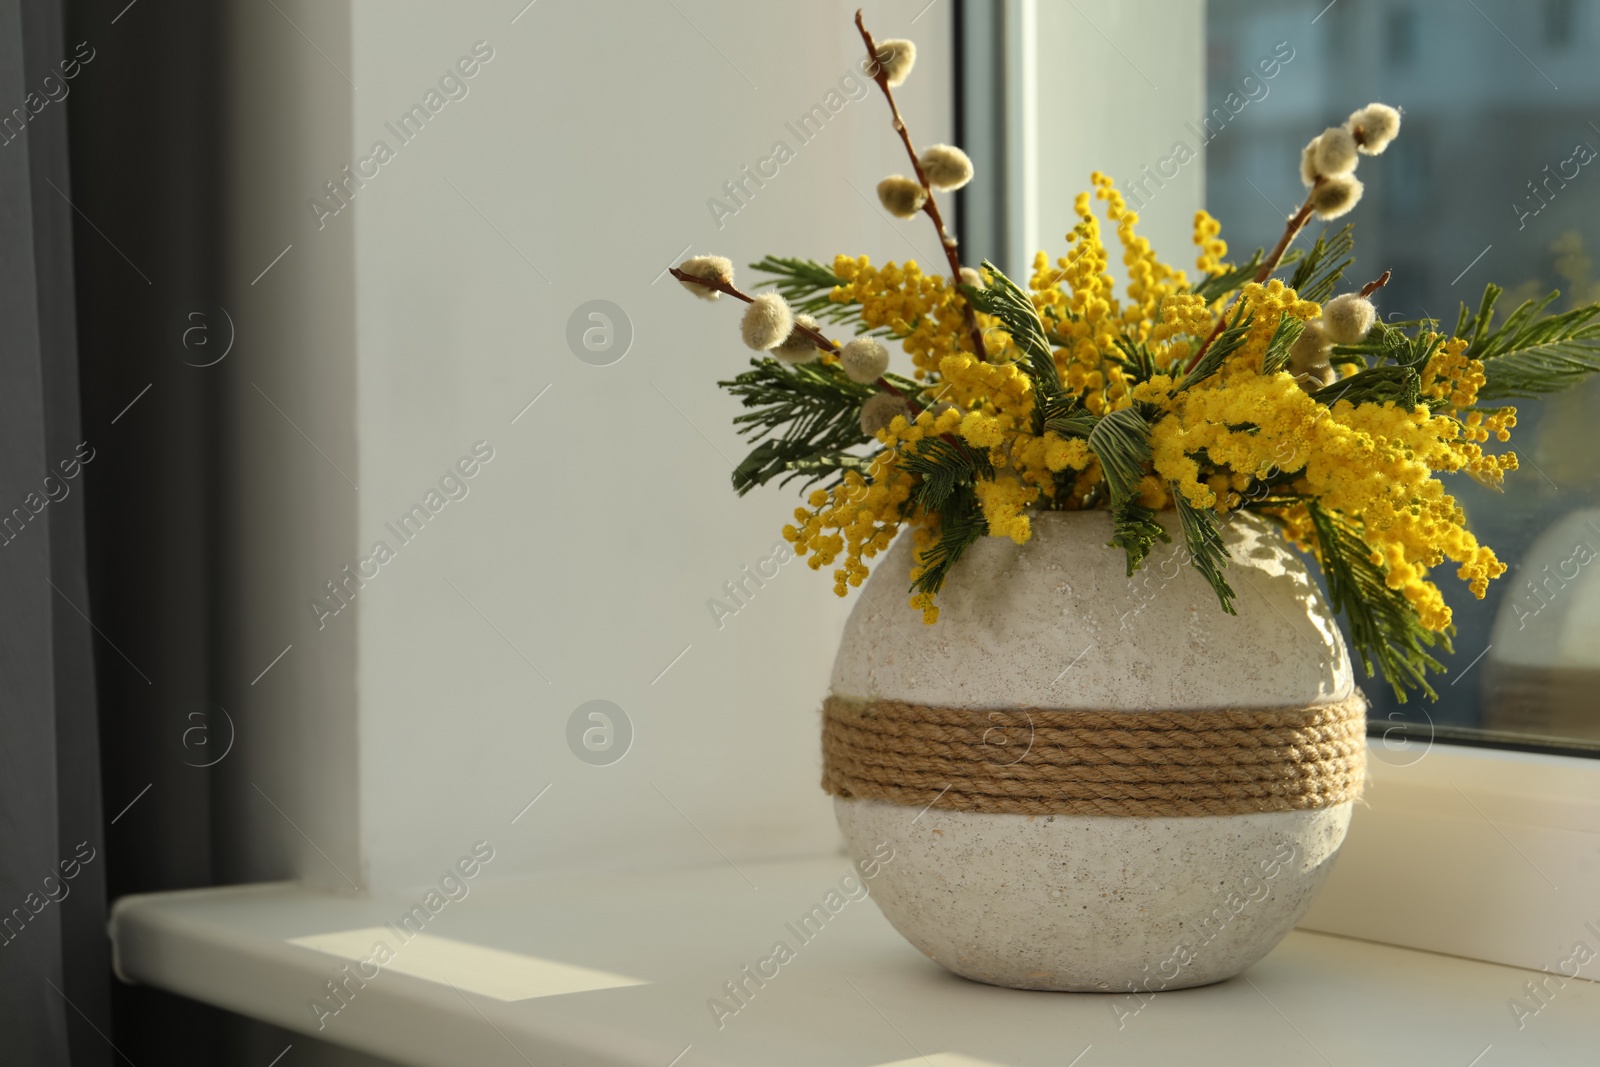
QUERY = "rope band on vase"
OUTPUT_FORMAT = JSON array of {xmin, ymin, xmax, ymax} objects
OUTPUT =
[{"xmin": 821, "ymin": 694, "xmax": 1367, "ymax": 818}]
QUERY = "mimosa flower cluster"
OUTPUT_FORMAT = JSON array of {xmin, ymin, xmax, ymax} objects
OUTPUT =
[{"xmin": 672, "ymin": 15, "xmax": 1600, "ymax": 700}]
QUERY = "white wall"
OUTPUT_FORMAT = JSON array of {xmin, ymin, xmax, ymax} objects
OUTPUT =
[
  {"xmin": 224, "ymin": 0, "xmax": 1205, "ymax": 899},
  {"xmin": 227, "ymin": 0, "xmax": 954, "ymax": 893},
  {"xmin": 227, "ymin": 0, "xmax": 361, "ymax": 891},
  {"xmin": 1029, "ymin": 0, "xmax": 1206, "ymax": 288}
]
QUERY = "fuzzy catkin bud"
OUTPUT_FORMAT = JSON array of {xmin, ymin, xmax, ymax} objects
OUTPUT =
[
  {"xmin": 1295, "ymin": 363, "xmax": 1339, "ymax": 393},
  {"xmin": 1322, "ymin": 293, "xmax": 1376, "ymax": 344},
  {"xmin": 1313, "ymin": 126, "xmax": 1359, "ymax": 177},
  {"xmin": 740, "ymin": 293, "xmax": 795, "ymax": 351},
  {"xmin": 1348, "ymin": 103, "xmax": 1401, "ymax": 155},
  {"xmin": 1287, "ymin": 320, "xmax": 1331, "ymax": 375},
  {"xmin": 920, "ymin": 144, "xmax": 974, "ymax": 191},
  {"xmin": 677, "ymin": 255, "xmax": 733, "ymax": 300},
  {"xmin": 877, "ymin": 175, "xmax": 927, "ymax": 219},
  {"xmin": 959, "ymin": 267, "xmax": 986, "ymax": 290},
  {"xmin": 860, "ymin": 392, "xmax": 910, "ymax": 436},
  {"xmin": 875, "ymin": 39, "xmax": 916, "ymax": 87},
  {"xmin": 1299, "ymin": 138, "xmax": 1321, "ymax": 187},
  {"xmin": 1288, "ymin": 321, "xmax": 1337, "ymax": 394},
  {"xmin": 771, "ymin": 313, "xmax": 821, "ymax": 363},
  {"xmin": 841, "ymin": 337, "xmax": 890, "ymax": 383},
  {"xmin": 1310, "ymin": 174, "xmax": 1363, "ymax": 219}
]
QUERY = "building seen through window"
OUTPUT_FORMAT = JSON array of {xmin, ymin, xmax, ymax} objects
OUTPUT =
[{"xmin": 1207, "ymin": 0, "xmax": 1600, "ymax": 748}]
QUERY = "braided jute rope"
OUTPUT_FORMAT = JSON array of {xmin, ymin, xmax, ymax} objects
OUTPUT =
[{"xmin": 821, "ymin": 693, "xmax": 1366, "ymax": 818}]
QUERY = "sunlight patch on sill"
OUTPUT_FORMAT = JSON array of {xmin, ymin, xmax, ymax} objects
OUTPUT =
[
  {"xmin": 289, "ymin": 927, "xmax": 647, "ymax": 1001},
  {"xmin": 871, "ymin": 1056, "xmax": 1018, "ymax": 1067}
]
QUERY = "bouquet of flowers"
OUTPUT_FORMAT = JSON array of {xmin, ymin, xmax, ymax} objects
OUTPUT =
[{"xmin": 672, "ymin": 13, "xmax": 1600, "ymax": 700}]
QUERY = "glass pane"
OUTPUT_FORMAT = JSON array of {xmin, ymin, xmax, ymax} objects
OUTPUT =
[{"xmin": 1207, "ymin": 0, "xmax": 1600, "ymax": 753}]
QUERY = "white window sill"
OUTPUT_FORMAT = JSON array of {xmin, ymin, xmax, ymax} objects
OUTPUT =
[{"xmin": 110, "ymin": 853, "xmax": 1596, "ymax": 1066}]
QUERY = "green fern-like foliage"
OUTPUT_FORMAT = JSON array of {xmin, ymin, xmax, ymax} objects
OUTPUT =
[
  {"xmin": 1261, "ymin": 316, "xmax": 1306, "ymax": 376},
  {"xmin": 1312, "ymin": 325, "xmax": 1443, "ymax": 409},
  {"xmin": 1086, "ymin": 405, "xmax": 1151, "ymax": 502},
  {"xmin": 719, "ymin": 358, "xmax": 886, "ymax": 495},
  {"xmin": 1086, "ymin": 405, "xmax": 1171, "ymax": 574},
  {"xmin": 967, "ymin": 260, "xmax": 1065, "ymax": 402},
  {"xmin": 1456, "ymin": 284, "xmax": 1600, "ymax": 400},
  {"xmin": 1107, "ymin": 500, "xmax": 1170, "ymax": 576},
  {"xmin": 748, "ymin": 256, "xmax": 857, "ymax": 325},
  {"xmin": 1306, "ymin": 502, "xmax": 1448, "ymax": 701},
  {"xmin": 1042, "ymin": 402, "xmax": 1099, "ymax": 440},
  {"xmin": 1178, "ymin": 304, "xmax": 1253, "ymax": 390},
  {"xmin": 1173, "ymin": 487, "xmax": 1236, "ymax": 614},
  {"xmin": 1109, "ymin": 335, "xmax": 1160, "ymax": 384},
  {"xmin": 899, "ymin": 436, "xmax": 994, "ymax": 512},
  {"xmin": 782, "ymin": 451, "xmax": 875, "ymax": 480},
  {"xmin": 1285, "ymin": 223, "xmax": 1354, "ymax": 303},
  {"xmin": 908, "ymin": 486, "xmax": 985, "ymax": 598}
]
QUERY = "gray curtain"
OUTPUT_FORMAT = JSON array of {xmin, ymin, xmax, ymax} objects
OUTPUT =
[
  {"xmin": 58, "ymin": 0, "xmax": 231, "ymax": 1060},
  {"xmin": 0, "ymin": 0, "xmax": 110, "ymax": 1064}
]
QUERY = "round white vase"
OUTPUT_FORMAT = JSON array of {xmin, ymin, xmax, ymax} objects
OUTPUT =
[{"xmin": 829, "ymin": 509, "xmax": 1360, "ymax": 992}]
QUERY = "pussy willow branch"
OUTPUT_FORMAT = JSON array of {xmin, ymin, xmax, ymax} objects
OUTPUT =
[
  {"xmin": 1359, "ymin": 269, "xmax": 1391, "ymax": 298},
  {"xmin": 670, "ymin": 268, "xmax": 837, "ymax": 351},
  {"xmin": 1182, "ymin": 189, "xmax": 1317, "ymax": 374},
  {"xmin": 671, "ymin": 267, "xmax": 922, "ymax": 415},
  {"xmin": 854, "ymin": 10, "xmax": 988, "ymax": 363},
  {"xmin": 1184, "ymin": 129, "xmax": 1377, "ymax": 374}
]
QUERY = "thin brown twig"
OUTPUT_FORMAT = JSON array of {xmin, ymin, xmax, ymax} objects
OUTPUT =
[
  {"xmin": 1253, "ymin": 197, "xmax": 1318, "ymax": 287},
  {"xmin": 1359, "ymin": 269, "xmax": 1392, "ymax": 298},
  {"xmin": 671, "ymin": 266, "xmax": 924, "ymax": 417},
  {"xmin": 854, "ymin": 10, "xmax": 988, "ymax": 362},
  {"xmin": 1182, "ymin": 189, "xmax": 1317, "ymax": 374},
  {"xmin": 670, "ymin": 268, "xmax": 837, "ymax": 352},
  {"xmin": 1184, "ymin": 125, "xmax": 1379, "ymax": 374}
]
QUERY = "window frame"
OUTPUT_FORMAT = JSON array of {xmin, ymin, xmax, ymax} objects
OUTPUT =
[{"xmin": 1302, "ymin": 738, "xmax": 1600, "ymax": 972}]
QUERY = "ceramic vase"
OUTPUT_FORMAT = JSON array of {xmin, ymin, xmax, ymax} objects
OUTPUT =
[{"xmin": 825, "ymin": 510, "xmax": 1363, "ymax": 992}]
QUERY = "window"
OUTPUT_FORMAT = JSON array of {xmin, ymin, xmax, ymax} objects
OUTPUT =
[
  {"xmin": 1387, "ymin": 6, "xmax": 1419, "ymax": 65},
  {"xmin": 1208, "ymin": 0, "xmax": 1600, "ymax": 754},
  {"xmin": 1545, "ymin": 0, "xmax": 1578, "ymax": 47}
]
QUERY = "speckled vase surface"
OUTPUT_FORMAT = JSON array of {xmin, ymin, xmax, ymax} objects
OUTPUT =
[{"xmin": 828, "ymin": 510, "xmax": 1360, "ymax": 993}]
